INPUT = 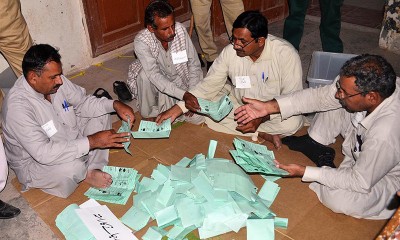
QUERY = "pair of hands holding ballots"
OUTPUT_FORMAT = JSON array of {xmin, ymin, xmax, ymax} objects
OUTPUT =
[
  {"xmin": 155, "ymin": 92, "xmax": 269, "ymax": 134},
  {"xmin": 155, "ymin": 92, "xmax": 233, "ymax": 124}
]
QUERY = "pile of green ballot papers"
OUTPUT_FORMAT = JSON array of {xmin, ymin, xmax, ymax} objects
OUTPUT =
[
  {"xmin": 56, "ymin": 140, "xmax": 288, "ymax": 240},
  {"xmin": 230, "ymin": 138, "xmax": 289, "ymax": 176}
]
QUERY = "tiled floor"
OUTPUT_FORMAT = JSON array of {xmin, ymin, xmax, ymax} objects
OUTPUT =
[{"xmin": 308, "ymin": 2, "xmax": 384, "ymax": 29}]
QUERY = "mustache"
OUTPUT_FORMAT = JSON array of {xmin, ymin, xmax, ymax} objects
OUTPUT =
[
  {"xmin": 53, "ymin": 84, "xmax": 62, "ymax": 89},
  {"xmin": 167, "ymin": 34, "xmax": 176, "ymax": 39}
]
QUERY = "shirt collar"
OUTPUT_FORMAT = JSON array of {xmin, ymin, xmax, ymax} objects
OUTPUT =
[{"xmin": 359, "ymin": 83, "xmax": 399, "ymax": 130}]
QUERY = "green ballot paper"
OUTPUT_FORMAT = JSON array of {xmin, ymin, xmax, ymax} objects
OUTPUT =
[
  {"xmin": 197, "ymin": 95, "xmax": 233, "ymax": 121},
  {"xmin": 131, "ymin": 119, "xmax": 171, "ymax": 138},
  {"xmin": 117, "ymin": 116, "xmax": 132, "ymax": 154},
  {"xmin": 230, "ymin": 138, "xmax": 289, "ymax": 176},
  {"xmin": 84, "ymin": 166, "xmax": 140, "ymax": 205}
]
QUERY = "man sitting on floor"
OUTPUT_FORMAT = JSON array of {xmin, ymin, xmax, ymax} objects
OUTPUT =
[
  {"xmin": 2, "ymin": 44, "xmax": 135, "ymax": 198},
  {"xmin": 234, "ymin": 54, "xmax": 400, "ymax": 219},
  {"xmin": 127, "ymin": 0, "xmax": 203, "ymax": 123},
  {"xmin": 156, "ymin": 11, "xmax": 304, "ymax": 148}
]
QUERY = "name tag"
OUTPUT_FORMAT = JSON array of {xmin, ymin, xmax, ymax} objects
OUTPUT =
[
  {"xmin": 41, "ymin": 120, "xmax": 57, "ymax": 138},
  {"xmin": 235, "ymin": 76, "xmax": 251, "ymax": 88},
  {"xmin": 171, "ymin": 50, "xmax": 188, "ymax": 64}
]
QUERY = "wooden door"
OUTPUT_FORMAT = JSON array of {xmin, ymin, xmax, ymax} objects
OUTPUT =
[
  {"xmin": 212, "ymin": 0, "xmax": 288, "ymax": 38},
  {"xmin": 83, "ymin": 0, "xmax": 191, "ymax": 57}
]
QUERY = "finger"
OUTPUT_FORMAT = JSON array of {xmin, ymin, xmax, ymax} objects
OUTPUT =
[
  {"xmin": 242, "ymin": 97, "xmax": 255, "ymax": 104},
  {"xmin": 156, "ymin": 115, "xmax": 167, "ymax": 125},
  {"xmin": 155, "ymin": 115, "xmax": 162, "ymax": 124},
  {"xmin": 115, "ymin": 132, "xmax": 130, "ymax": 138},
  {"xmin": 233, "ymin": 107, "xmax": 245, "ymax": 117},
  {"xmin": 234, "ymin": 113, "xmax": 247, "ymax": 123}
]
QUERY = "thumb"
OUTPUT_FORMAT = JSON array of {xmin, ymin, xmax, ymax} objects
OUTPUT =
[{"xmin": 242, "ymin": 97, "xmax": 255, "ymax": 105}]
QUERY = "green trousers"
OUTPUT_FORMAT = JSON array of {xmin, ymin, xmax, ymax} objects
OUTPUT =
[{"xmin": 283, "ymin": 0, "xmax": 344, "ymax": 53}]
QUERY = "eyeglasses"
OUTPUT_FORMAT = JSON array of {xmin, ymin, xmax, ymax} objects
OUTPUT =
[
  {"xmin": 335, "ymin": 81, "xmax": 368, "ymax": 99},
  {"xmin": 229, "ymin": 36, "xmax": 257, "ymax": 49}
]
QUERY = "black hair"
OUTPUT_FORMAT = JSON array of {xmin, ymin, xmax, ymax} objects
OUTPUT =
[
  {"xmin": 232, "ymin": 11, "xmax": 268, "ymax": 39},
  {"xmin": 340, "ymin": 54, "xmax": 396, "ymax": 99},
  {"xmin": 22, "ymin": 44, "xmax": 61, "ymax": 78},
  {"xmin": 144, "ymin": 0, "xmax": 174, "ymax": 29}
]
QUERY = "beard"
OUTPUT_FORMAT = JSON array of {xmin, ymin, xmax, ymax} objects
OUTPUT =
[
  {"xmin": 235, "ymin": 49, "xmax": 245, "ymax": 57},
  {"xmin": 339, "ymin": 99, "xmax": 356, "ymax": 113},
  {"xmin": 166, "ymin": 34, "xmax": 176, "ymax": 42}
]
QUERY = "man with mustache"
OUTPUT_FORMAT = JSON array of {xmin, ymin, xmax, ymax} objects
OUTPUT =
[
  {"xmin": 234, "ymin": 54, "xmax": 400, "ymax": 219},
  {"xmin": 156, "ymin": 11, "xmax": 303, "ymax": 148},
  {"xmin": 1, "ymin": 44, "xmax": 135, "ymax": 198},
  {"xmin": 127, "ymin": 0, "xmax": 203, "ymax": 123}
]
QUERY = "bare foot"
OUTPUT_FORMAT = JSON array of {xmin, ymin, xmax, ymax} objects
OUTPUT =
[
  {"xmin": 258, "ymin": 132, "xmax": 282, "ymax": 149},
  {"xmin": 84, "ymin": 169, "xmax": 113, "ymax": 188},
  {"xmin": 143, "ymin": 117, "xmax": 156, "ymax": 122}
]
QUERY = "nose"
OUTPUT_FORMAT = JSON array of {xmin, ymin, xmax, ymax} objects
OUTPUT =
[
  {"xmin": 55, "ymin": 75, "xmax": 63, "ymax": 85},
  {"xmin": 334, "ymin": 90, "xmax": 341, "ymax": 100},
  {"xmin": 168, "ymin": 27, "xmax": 175, "ymax": 36}
]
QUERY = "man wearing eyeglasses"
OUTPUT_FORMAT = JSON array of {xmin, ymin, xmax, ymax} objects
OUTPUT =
[
  {"xmin": 234, "ymin": 54, "xmax": 400, "ymax": 219},
  {"xmin": 156, "ymin": 11, "xmax": 304, "ymax": 148}
]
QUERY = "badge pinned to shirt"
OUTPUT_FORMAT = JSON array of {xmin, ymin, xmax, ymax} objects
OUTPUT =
[
  {"xmin": 171, "ymin": 50, "xmax": 188, "ymax": 64},
  {"xmin": 235, "ymin": 76, "xmax": 251, "ymax": 89},
  {"xmin": 41, "ymin": 120, "xmax": 57, "ymax": 138}
]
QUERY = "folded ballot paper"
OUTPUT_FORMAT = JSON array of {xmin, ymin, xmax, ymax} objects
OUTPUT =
[
  {"xmin": 84, "ymin": 166, "xmax": 140, "ymax": 205},
  {"xmin": 56, "ymin": 199, "xmax": 138, "ymax": 240},
  {"xmin": 131, "ymin": 119, "xmax": 171, "ymax": 139},
  {"xmin": 197, "ymin": 95, "xmax": 233, "ymax": 121},
  {"xmin": 230, "ymin": 138, "xmax": 289, "ymax": 176},
  {"xmin": 117, "ymin": 117, "xmax": 132, "ymax": 154}
]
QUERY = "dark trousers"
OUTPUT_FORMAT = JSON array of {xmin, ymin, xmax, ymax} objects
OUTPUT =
[{"xmin": 283, "ymin": 0, "xmax": 344, "ymax": 53}]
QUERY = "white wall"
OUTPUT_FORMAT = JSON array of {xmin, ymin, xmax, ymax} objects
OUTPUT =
[{"xmin": 0, "ymin": 0, "xmax": 133, "ymax": 76}]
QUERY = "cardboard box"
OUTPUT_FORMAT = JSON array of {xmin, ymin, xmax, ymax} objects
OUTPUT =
[{"xmin": 307, "ymin": 51, "xmax": 357, "ymax": 88}]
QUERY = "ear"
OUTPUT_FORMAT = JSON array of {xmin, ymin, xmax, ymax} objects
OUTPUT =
[
  {"xmin": 26, "ymin": 71, "xmax": 38, "ymax": 85},
  {"xmin": 147, "ymin": 24, "xmax": 155, "ymax": 33},
  {"xmin": 257, "ymin": 37, "xmax": 266, "ymax": 46},
  {"xmin": 366, "ymin": 91, "xmax": 381, "ymax": 105}
]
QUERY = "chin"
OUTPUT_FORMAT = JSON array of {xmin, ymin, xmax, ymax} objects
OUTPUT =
[{"xmin": 236, "ymin": 51, "xmax": 245, "ymax": 57}]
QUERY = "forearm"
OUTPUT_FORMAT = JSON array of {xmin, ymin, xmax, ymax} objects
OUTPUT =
[{"xmin": 276, "ymin": 81, "xmax": 341, "ymax": 120}]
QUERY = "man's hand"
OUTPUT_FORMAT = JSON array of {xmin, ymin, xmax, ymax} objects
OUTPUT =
[
  {"xmin": 183, "ymin": 92, "xmax": 200, "ymax": 112},
  {"xmin": 274, "ymin": 160, "xmax": 306, "ymax": 177},
  {"xmin": 184, "ymin": 111, "xmax": 194, "ymax": 117},
  {"xmin": 234, "ymin": 97, "xmax": 277, "ymax": 125},
  {"xmin": 235, "ymin": 117, "xmax": 267, "ymax": 133},
  {"xmin": 156, "ymin": 105, "xmax": 183, "ymax": 125},
  {"xmin": 113, "ymin": 100, "xmax": 135, "ymax": 127},
  {"xmin": 88, "ymin": 129, "xmax": 130, "ymax": 150}
]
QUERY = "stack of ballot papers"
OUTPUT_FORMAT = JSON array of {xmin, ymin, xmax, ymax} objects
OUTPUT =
[
  {"xmin": 131, "ymin": 119, "xmax": 171, "ymax": 139},
  {"xmin": 230, "ymin": 138, "xmax": 289, "ymax": 176},
  {"xmin": 117, "ymin": 117, "xmax": 132, "ymax": 154},
  {"xmin": 197, "ymin": 95, "xmax": 233, "ymax": 121},
  {"xmin": 119, "ymin": 140, "xmax": 288, "ymax": 239},
  {"xmin": 56, "ymin": 199, "xmax": 138, "ymax": 240},
  {"xmin": 84, "ymin": 166, "xmax": 140, "ymax": 205}
]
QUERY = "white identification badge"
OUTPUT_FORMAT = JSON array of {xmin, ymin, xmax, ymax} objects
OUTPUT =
[
  {"xmin": 171, "ymin": 50, "xmax": 188, "ymax": 64},
  {"xmin": 235, "ymin": 76, "xmax": 252, "ymax": 88},
  {"xmin": 41, "ymin": 120, "xmax": 57, "ymax": 138}
]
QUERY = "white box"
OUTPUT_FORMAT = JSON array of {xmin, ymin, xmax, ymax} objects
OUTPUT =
[{"xmin": 307, "ymin": 51, "xmax": 357, "ymax": 88}]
